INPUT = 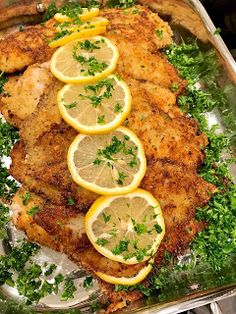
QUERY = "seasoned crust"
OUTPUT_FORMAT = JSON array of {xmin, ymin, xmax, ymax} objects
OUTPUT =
[{"xmin": 0, "ymin": 20, "xmax": 56, "ymax": 73}]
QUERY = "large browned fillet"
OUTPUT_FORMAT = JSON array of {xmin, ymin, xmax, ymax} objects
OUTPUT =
[{"xmin": 0, "ymin": 5, "xmax": 215, "ymax": 312}]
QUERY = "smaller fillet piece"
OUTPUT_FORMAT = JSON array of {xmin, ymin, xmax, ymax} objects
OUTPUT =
[{"xmin": 0, "ymin": 19, "xmax": 56, "ymax": 73}]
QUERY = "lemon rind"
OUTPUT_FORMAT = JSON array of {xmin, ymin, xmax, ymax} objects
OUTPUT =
[{"xmin": 96, "ymin": 261, "xmax": 153, "ymax": 285}]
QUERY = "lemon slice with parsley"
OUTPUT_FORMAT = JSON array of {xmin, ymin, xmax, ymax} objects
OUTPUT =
[
  {"xmin": 67, "ymin": 127, "xmax": 147, "ymax": 195},
  {"xmin": 57, "ymin": 75, "xmax": 132, "ymax": 134},
  {"xmin": 56, "ymin": 17, "xmax": 109, "ymax": 33},
  {"xmin": 49, "ymin": 26, "xmax": 107, "ymax": 48},
  {"xmin": 96, "ymin": 259, "xmax": 154, "ymax": 285},
  {"xmin": 54, "ymin": 7, "xmax": 100, "ymax": 23},
  {"xmin": 85, "ymin": 189, "xmax": 165, "ymax": 265},
  {"xmin": 50, "ymin": 36, "xmax": 119, "ymax": 83}
]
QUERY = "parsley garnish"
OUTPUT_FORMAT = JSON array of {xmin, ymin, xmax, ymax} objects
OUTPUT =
[
  {"xmin": 72, "ymin": 44, "xmax": 108, "ymax": 76},
  {"xmin": 64, "ymin": 102, "xmax": 77, "ymax": 109},
  {"xmin": 27, "ymin": 206, "xmax": 40, "ymax": 217},
  {"xmin": 60, "ymin": 277, "xmax": 76, "ymax": 301},
  {"xmin": 83, "ymin": 276, "xmax": 93, "ymax": 289},
  {"xmin": 67, "ymin": 197, "xmax": 76, "ymax": 205},
  {"xmin": 80, "ymin": 39, "xmax": 100, "ymax": 52},
  {"xmin": 96, "ymin": 238, "xmax": 109, "ymax": 246},
  {"xmin": 112, "ymin": 239, "xmax": 129, "ymax": 255},
  {"xmin": 0, "ymin": 72, "xmax": 8, "ymax": 94},
  {"xmin": 116, "ymin": 171, "xmax": 128, "ymax": 185},
  {"xmin": 214, "ymin": 27, "xmax": 221, "ymax": 35},
  {"xmin": 107, "ymin": 0, "xmax": 136, "ymax": 8},
  {"xmin": 132, "ymin": 219, "xmax": 148, "ymax": 235},
  {"xmin": 97, "ymin": 115, "xmax": 106, "ymax": 124},
  {"xmin": 114, "ymin": 102, "xmax": 122, "ymax": 113},
  {"xmin": 102, "ymin": 212, "xmax": 111, "ymax": 224},
  {"xmin": 21, "ymin": 191, "xmax": 31, "ymax": 205},
  {"xmin": 155, "ymin": 29, "xmax": 163, "ymax": 38},
  {"xmin": 0, "ymin": 204, "xmax": 10, "ymax": 239}
]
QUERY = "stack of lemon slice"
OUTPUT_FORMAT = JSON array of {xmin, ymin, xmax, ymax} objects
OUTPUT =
[{"xmin": 49, "ymin": 6, "xmax": 165, "ymax": 286}]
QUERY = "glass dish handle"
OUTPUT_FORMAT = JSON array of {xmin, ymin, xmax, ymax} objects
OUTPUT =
[{"xmin": 209, "ymin": 302, "xmax": 224, "ymax": 314}]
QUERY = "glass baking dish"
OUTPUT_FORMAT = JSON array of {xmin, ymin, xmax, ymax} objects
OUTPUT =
[{"xmin": 0, "ymin": 0, "xmax": 235, "ymax": 313}]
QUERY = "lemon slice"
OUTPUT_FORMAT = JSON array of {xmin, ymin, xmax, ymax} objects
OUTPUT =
[
  {"xmin": 96, "ymin": 260, "xmax": 154, "ymax": 285},
  {"xmin": 49, "ymin": 26, "xmax": 107, "ymax": 48},
  {"xmin": 50, "ymin": 36, "xmax": 119, "ymax": 84},
  {"xmin": 56, "ymin": 17, "xmax": 109, "ymax": 32},
  {"xmin": 67, "ymin": 127, "xmax": 147, "ymax": 195},
  {"xmin": 85, "ymin": 189, "xmax": 165, "ymax": 264},
  {"xmin": 57, "ymin": 75, "xmax": 132, "ymax": 134},
  {"xmin": 54, "ymin": 8, "xmax": 100, "ymax": 23}
]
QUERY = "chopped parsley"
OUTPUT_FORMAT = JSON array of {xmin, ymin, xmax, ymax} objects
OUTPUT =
[
  {"xmin": 64, "ymin": 102, "xmax": 77, "ymax": 109},
  {"xmin": 27, "ymin": 206, "xmax": 40, "ymax": 217},
  {"xmin": 112, "ymin": 239, "xmax": 129, "ymax": 255},
  {"xmin": 0, "ymin": 204, "xmax": 10, "ymax": 240},
  {"xmin": 42, "ymin": 2, "xmax": 58, "ymax": 22},
  {"xmin": 0, "ymin": 163, "xmax": 19, "ymax": 200},
  {"xmin": 107, "ymin": 0, "xmax": 137, "ymax": 9},
  {"xmin": 154, "ymin": 223, "xmax": 163, "ymax": 234},
  {"xmin": 80, "ymin": 39, "xmax": 101, "ymax": 52},
  {"xmin": 72, "ymin": 45, "xmax": 108, "ymax": 76},
  {"xmin": 0, "ymin": 117, "xmax": 19, "ymax": 156},
  {"xmin": 96, "ymin": 238, "xmax": 109, "ymax": 246},
  {"xmin": 102, "ymin": 212, "xmax": 111, "ymax": 224},
  {"xmin": 52, "ymin": 30, "xmax": 72, "ymax": 42},
  {"xmin": 21, "ymin": 191, "xmax": 31, "ymax": 205},
  {"xmin": 97, "ymin": 115, "xmax": 106, "ymax": 124},
  {"xmin": 214, "ymin": 27, "xmax": 221, "ymax": 35},
  {"xmin": 116, "ymin": 171, "xmax": 128, "ymax": 185},
  {"xmin": 67, "ymin": 197, "xmax": 76, "ymax": 205},
  {"xmin": 60, "ymin": 277, "xmax": 76, "ymax": 301},
  {"xmin": 58, "ymin": 2, "xmax": 83, "ymax": 19},
  {"xmin": 18, "ymin": 25, "xmax": 25, "ymax": 32},
  {"xmin": 155, "ymin": 29, "xmax": 163, "ymax": 39},
  {"xmin": 114, "ymin": 102, "xmax": 122, "ymax": 113},
  {"xmin": 170, "ymin": 82, "xmax": 179, "ymax": 92},
  {"xmin": 83, "ymin": 276, "xmax": 93, "ymax": 290},
  {"xmin": 164, "ymin": 39, "xmax": 236, "ymax": 271},
  {"xmin": 132, "ymin": 219, "xmax": 148, "ymax": 235}
]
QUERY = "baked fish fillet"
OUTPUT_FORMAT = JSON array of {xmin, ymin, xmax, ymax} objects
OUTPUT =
[{"xmin": 0, "ymin": 5, "xmax": 216, "ymax": 312}]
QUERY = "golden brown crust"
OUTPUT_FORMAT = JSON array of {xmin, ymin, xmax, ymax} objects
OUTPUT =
[{"xmin": 0, "ymin": 20, "xmax": 56, "ymax": 73}]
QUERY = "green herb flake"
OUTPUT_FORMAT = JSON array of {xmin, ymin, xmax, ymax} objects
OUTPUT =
[
  {"xmin": 64, "ymin": 101, "xmax": 77, "ymax": 109},
  {"xmin": 80, "ymin": 39, "xmax": 100, "ymax": 52},
  {"xmin": 73, "ymin": 44, "xmax": 108, "ymax": 76},
  {"xmin": 27, "ymin": 206, "xmax": 40, "ymax": 217},
  {"xmin": 0, "ymin": 72, "xmax": 8, "ymax": 94},
  {"xmin": 96, "ymin": 238, "xmax": 109, "ymax": 246},
  {"xmin": 21, "ymin": 191, "xmax": 31, "ymax": 205},
  {"xmin": 155, "ymin": 29, "xmax": 163, "ymax": 39},
  {"xmin": 154, "ymin": 223, "xmax": 163, "ymax": 234},
  {"xmin": 114, "ymin": 102, "xmax": 122, "ymax": 113},
  {"xmin": 170, "ymin": 82, "xmax": 179, "ymax": 92},
  {"xmin": 60, "ymin": 277, "xmax": 76, "ymax": 301},
  {"xmin": 83, "ymin": 276, "xmax": 93, "ymax": 289},
  {"xmin": 0, "ymin": 203, "xmax": 10, "ymax": 240},
  {"xmin": 116, "ymin": 171, "xmax": 128, "ymax": 185},
  {"xmin": 112, "ymin": 239, "xmax": 129, "ymax": 255},
  {"xmin": 214, "ymin": 27, "xmax": 221, "ymax": 35},
  {"xmin": 102, "ymin": 212, "xmax": 111, "ymax": 224},
  {"xmin": 107, "ymin": 0, "xmax": 136, "ymax": 9},
  {"xmin": 67, "ymin": 197, "xmax": 76, "ymax": 205},
  {"xmin": 97, "ymin": 115, "xmax": 106, "ymax": 125},
  {"xmin": 44, "ymin": 264, "xmax": 57, "ymax": 276},
  {"xmin": 132, "ymin": 219, "xmax": 148, "ymax": 235}
]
